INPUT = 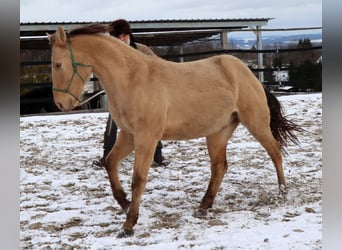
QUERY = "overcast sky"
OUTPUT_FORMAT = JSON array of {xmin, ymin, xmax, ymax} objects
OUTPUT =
[{"xmin": 20, "ymin": 0, "xmax": 321, "ymax": 29}]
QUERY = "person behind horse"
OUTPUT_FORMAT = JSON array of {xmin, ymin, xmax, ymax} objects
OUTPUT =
[{"xmin": 94, "ymin": 19, "xmax": 165, "ymax": 167}]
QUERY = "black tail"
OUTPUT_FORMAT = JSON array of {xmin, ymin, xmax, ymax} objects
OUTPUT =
[{"xmin": 263, "ymin": 86, "xmax": 303, "ymax": 152}]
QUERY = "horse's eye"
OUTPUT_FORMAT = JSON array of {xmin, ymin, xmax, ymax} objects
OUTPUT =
[{"xmin": 55, "ymin": 62, "xmax": 62, "ymax": 69}]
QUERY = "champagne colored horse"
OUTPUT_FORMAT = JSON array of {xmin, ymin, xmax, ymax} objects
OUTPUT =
[{"xmin": 47, "ymin": 24, "xmax": 300, "ymax": 237}]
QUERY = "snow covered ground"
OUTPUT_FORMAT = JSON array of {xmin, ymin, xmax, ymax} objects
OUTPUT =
[{"xmin": 20, "ymin": 93, "xmax": 322, "ymax": 249}]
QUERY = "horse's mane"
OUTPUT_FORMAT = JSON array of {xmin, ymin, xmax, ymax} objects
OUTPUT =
[
  {"xmin": 68, "ymin": 23, "xmax": 110, "ymax": 37},
  {"xmin": 48, "ymin": 23, "xmax": 109, "ymax": 46}
]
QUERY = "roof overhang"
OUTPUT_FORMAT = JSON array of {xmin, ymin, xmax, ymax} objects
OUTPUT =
[{"xmin": 20, "ymin": 18, "xmax": 273, "ymax": 49}]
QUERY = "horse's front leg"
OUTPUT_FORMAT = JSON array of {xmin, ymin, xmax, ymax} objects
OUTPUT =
[
  {"xmin": 105, "ymin": 130, "xmax": 134, "ymax": 212},
  {"xmin": 118, "ymin": 134, "xmax": 158, "ymax": 238}
]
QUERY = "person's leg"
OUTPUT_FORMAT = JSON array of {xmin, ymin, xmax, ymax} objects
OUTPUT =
[
  {"xmin": 97, "ymin": 117, "xmax": 166, "ymax": 167},
  {"xmin": 153, "ymin": 141, "xmax": 165, "ymax": 165},
  {"xmin": 94, "ymin": 115, "xmax": 118, "ymax": 167},
  {"xmin": 103, "ymin": 115, "xmax": 118, "ymax": 158}
]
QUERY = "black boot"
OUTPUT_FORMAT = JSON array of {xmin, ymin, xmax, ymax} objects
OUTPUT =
[
  {"xmin": 153, "ymin": 141, "xmax": 166, "ymax": 165},
  {"xmin": 103, "ymin": 116, "xmax": 118, "ymax": 159},
  {"xmin": 93, "ymin": 157, "xmax": 105, "ymax": 168}
]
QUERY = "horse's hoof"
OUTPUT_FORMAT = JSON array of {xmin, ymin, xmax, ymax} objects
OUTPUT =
[
  {"xmin": 116, "ymin": 229, "xmax": 134, "ymax": 238},
  {"xmin": 193, "ymin": 208, "xmax": 207, "ymax": 218},
  {"xmin": 279, "ymin": 184, "xmax": 287, "ymax": 196}
]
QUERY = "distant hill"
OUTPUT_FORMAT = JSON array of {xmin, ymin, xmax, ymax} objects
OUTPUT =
[{"xmin": 228, "ymin": 33, "xmax": 322, "ymax": 49}]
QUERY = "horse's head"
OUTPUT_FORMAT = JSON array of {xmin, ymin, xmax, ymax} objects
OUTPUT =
[{"xmin": 47, "ymin": 26, "xmax": 92, "ymax": 112}]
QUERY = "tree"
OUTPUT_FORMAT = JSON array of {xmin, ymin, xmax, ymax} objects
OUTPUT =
[
  {"xmin": 272, "ymin": 55, "xmax": 283, "ymax": 68},
  {"xmin": 287, "ymin": 37, "xmax": 319, "ymax": 66},
  {"xmin": 290, "ymin": 60, "xmax": 322, "ymax": 91}
]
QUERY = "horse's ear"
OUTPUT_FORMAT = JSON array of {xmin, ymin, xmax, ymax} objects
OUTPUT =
[
  {"xmin": 54, "ymin": 26, "xmax": 67, "ymax": 46},
  {"xmin": 46, "ymin": 32, "xmax": 54, "ymax": 45}
]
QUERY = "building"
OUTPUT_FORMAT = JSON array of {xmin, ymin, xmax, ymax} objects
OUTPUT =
[{"xmin": 20, "ymin": 18, "xmax": 272, "ymax": 115}]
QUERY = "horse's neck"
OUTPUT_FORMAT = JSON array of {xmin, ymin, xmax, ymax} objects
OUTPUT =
[
  {"xmin": 79, "ymin": 35, "xmax": 142, "ymax": 89},
  {"xmin": 77, "ymin": 35, "xmax": 147, "ymax": 116}
]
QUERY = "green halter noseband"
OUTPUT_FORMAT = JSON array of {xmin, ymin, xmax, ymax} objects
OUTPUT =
[{"xmin": 52, "ymin": 35, "xmax": 91, "ymax": 102}]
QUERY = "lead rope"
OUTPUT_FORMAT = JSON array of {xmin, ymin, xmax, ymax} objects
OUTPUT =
[{"xmin": 78, "ymin": 89, "xmax": 106, "ymax": 107}]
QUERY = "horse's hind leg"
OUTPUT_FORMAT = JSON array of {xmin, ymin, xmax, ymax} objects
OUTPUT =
[
  {"xmin": 197, "ymin": 120, "xmax": 238, "ymax": 216},
  {"xmin": 105, "ymin": 130, "xmax": 134, "ymax": 211},
  {"xmin": 239, "ymin": 111, "xmax": 286, "ymax": 193}
]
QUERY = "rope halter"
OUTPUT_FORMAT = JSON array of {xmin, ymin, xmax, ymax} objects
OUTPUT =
[{"xmin": 52, "ymin": 34, "xmax": 92, "ymax": 103}]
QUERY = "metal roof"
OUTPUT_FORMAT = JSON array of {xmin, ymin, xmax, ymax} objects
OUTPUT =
[{"xmin": 20, "ymin": 18, "xmax": 273, "ymax": 49}]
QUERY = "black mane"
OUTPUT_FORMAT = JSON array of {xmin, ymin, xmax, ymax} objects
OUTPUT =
[{"xmin": 68, "ymin": 23, "xmax": 109, "ymax": 36}]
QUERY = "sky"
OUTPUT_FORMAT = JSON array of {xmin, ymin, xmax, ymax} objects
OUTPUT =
[{"xmin": 20, "ymin": 0, "xmax": 322, "ymax": 30}]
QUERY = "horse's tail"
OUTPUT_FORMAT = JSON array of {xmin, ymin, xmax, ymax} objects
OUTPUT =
[{"xmin": 263, "ymin": 86, "xmax": 303, "ymax": 152}]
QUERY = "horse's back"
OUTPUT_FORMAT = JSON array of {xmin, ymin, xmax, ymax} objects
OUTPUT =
[
  {"xmin": 140, "ymin": 53, "xmax": 268, "ymax": 140},
  {"xmin": 160, "ymin": 54, "xmax": 265, "ymax": 107},
  {"xmin": 157, "ymin": 55, "xmax": 252, "ymax": 139},
  {"xmin": 203, "ymin": 55, "xmax": 268, "ymax": 105}
]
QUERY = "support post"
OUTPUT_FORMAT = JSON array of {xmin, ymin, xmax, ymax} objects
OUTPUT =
[
  {"xmin": 221, "ymin": 31, "xmax": 228, "ymax": 50},
  {"xmin": 254, "ymin": 26, "xmax": 264, "ymax": 82},
  {"xmin": 179, "ymin": 45, "xmax": 184, "ymax": 62}
]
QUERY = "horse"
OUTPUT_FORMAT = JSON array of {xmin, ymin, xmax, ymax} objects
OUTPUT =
[{"xmin": 47, "ymin": 23, "xmax": 301, "ymax": 238}]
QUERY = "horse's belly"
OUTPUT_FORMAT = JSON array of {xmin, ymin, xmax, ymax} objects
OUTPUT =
[{"xmin": 162, "ymin": 116, "xmax": 230, "ymax": 140}]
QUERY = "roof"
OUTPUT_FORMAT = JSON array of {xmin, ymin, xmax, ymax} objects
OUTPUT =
[{"xmin": 20, "ymin": 18, "xmax": 273, "ymax": 49}]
